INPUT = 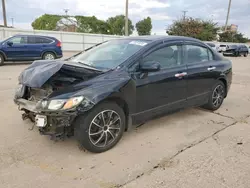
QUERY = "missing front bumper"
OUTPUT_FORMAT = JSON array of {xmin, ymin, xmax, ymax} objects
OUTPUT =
[{"xmin": 14, "ymin": 98, "xmax": 77, "ymax": 137}]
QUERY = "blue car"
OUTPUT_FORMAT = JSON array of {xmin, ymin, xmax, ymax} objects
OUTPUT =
[{"xmin": 0, "ymin": 34, "xmax": 63, "ymax": 65}]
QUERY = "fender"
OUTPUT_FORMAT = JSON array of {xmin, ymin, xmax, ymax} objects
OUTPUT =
[{"xmin": 0, "ymin": 50, "xmax": 7, "ymax": 59}]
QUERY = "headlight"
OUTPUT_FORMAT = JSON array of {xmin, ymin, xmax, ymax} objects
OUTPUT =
[
  {"xmin": 63, "ymin": 96, "xmax": 84, "ymax": 110},
  {"xmin": 48, "ymin": 99, "xmax": 66, "ymax": 110},
  {"xmin": 47, "ymin": 96, "xmax": 84, "ymax": 110}
]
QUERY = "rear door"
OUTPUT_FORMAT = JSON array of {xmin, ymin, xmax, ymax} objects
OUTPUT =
[
  {"xmin": 132, "ymin": 42, "xmax": 187, "ymax": 114},
  {"xmin": 26, "ymin": 36, "xmax": 41, "ymax": 58},
  {"xmin": 184, "ymin": 42, "xmax": 221, "ymax": 106}
]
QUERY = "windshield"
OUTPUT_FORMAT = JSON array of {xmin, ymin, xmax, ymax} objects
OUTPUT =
[{"xmin": 70, "ymin": 39, "xmax": 149, "ymax": 69}]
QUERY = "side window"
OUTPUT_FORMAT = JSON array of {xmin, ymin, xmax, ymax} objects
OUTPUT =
[
  {"xmin": 143, "ymin": 45, "xmax": 182, "ymax": 69},
  {"xmin": 185, "ymin": 45, "xmax": 213, "ymax": 64},
  {"xmin": 9, "ymin": 36, "xmax": 27, "ymax": 44},
  {"xmin": 27, "ymin": 36, "xmax": 36, "ymax": 44},
  {"xmin": 35, "ymin": 37, "xmax": 53, "ymax": 44}
]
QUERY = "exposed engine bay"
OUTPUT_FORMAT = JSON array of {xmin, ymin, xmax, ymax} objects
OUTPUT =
[{"xmin": 15, "ymin": 60, "xmax": 102, "ymax": 140}]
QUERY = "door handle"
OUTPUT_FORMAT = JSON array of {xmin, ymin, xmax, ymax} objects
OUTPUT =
[
  {"xmin": 175, "ymin": 72, "xmax": 187, "ymax": 78},
  {"xmin": 207, "ymin": 66, "xmax": 216, "ymax": 71}
]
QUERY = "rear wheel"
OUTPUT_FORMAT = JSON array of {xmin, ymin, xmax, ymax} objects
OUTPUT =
[
  {"xmin": 74, "ymin": 101, "xmax": 126, "ymax": 153},
  {"xmin": 244, "ymin": 53, "xmax": 248, "ymax": 57},
  {"xmin": 0, "ymin": 54, "xmax": 4, "ymax": 66},
  {"xmin": 203, "ymin": 81, "xmax": 226, "ymax": 111},
  {"xmin": 42, "ymin": 52, "xmax": 55, "ymax": 60}
]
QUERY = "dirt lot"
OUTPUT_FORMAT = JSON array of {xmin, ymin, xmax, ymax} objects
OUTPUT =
[{"xmin": 0, "ymin": 55, "xmax": 250, "ymax": 188}]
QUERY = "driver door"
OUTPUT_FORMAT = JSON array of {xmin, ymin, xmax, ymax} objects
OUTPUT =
[
  {"xmin": 4, "ymin": 36, "xmax": 28, "ymax": 59},
  {"xmin": 132, "ymin": 42, "xmax": 188, "ymax": 116}
]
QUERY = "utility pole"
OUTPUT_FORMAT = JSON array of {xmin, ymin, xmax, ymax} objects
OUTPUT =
[
  {"xmin": 2, "ymin": 0, "xmax": 7, "ymax": 27},
  {"xmin": 11, "ymin": 17, "xmax": 13, "ymax": 27},
  {"xmin": 63, "ymin": 9, "xmax": 69, "ymax": 16},
  {"xmin": 182, "ymin": 10, "xmax": 188, "ymax": 21},
  {"xmin": 125, "ymin": 0, "xmax": 129, "ymax": 36},
  {"xmin": 224, "ymin": 0, "xmax": 232, "ymax": 32}
]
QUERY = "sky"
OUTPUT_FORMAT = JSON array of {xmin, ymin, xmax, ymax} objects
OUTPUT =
[{"xmin": 0, "ymin": 0, "xmax": 250, "ymax": 37}]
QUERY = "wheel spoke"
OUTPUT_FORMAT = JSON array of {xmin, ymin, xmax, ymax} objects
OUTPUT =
[
  {"xmin": 108, "ymin": 130, "xmax": 115, "ymax": 139},
  {"xmin": 94, "ymin": 132, "xmax": 104, "ymax": 145},
  {"xmin": 109, "ymin": 126, "xmax": 120, "ymax": 130},
  {"xmin": 90, "ymin": 130, "xmax": 103, "ymax": 136},
  {"xmin": 101, "ymin": 112, "xmax": 106, "ymax": 125},
  {"xmin": 103, "ymin": 132, "xmax": 108, "ymax": 146},
  {"xmin": 110, "ymin": 117, "xmax": 120, "ymax": 125},
  {"xmin": 92, "ymin": 121, "xmax": 103, "ymax": 128},
  {"xmin": 107, "ymin": 111, "xmax": 114, "ymax": 125}
]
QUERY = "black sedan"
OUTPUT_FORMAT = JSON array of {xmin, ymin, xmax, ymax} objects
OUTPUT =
[
  {"xmin": 223, "ymin": 44, "xmax": 249, "ymax": 57},
  {"xmin": 14, "ymin": 36, "xmax": 232, "ymax": 153}
]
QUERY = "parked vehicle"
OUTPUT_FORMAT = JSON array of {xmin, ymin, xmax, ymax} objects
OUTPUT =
[
  {"xmin": 218, "ymin": 44, "xmax": 228, "ymax": 53},
  {"xmin": 14, "ymin": 36, "xmax": 232, "ymax": 153},
  {"xmin": 0, "ymin": 34, "xmax": 63, "ymax": 65},
  {"xmin": 223, "ymin": 44, "xmax": 249, "ymax": 57},
  {"xmin": 206, "ymin": 42, "xmax": 219, "ymax": 52}
]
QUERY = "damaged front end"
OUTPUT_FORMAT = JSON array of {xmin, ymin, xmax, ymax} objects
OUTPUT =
[{"xmin": 14, "ymin": 60, "xmax": 99, "ymax": 139}]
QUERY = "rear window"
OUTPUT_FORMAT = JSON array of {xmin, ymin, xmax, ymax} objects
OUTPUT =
[{"xmin": 35, "ymin": 37, "xmax": 53, "ymax": 44}]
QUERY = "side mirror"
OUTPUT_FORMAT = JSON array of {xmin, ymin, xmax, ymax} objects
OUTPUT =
[
  {"xmin": 140, "ymin": 61, "xmax": 161, "ymax": 72},
  {"xmin": 7, "ymin": 41, "xmax": 13, "ymax": 46}
]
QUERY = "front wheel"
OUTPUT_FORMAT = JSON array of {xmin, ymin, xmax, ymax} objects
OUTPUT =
[
  {"xmin": 203, "ymin": 81, "xmax": 226, "ymax": 111},
  {"xmin": 244, "ymin": 53, "xmax": 248, "ymax": 57},
  {"xmin": 0, "ymin": 54, "xmax": 4, "ymax": 66},
  {"xmin": 74, "ymin": 102, "xmax": 126, "ymax": 153}
]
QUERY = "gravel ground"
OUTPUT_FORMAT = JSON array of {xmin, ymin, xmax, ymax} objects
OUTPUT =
[{"xmin": 0, "ymin": 55, "xmax": 249, "ymax": 188}]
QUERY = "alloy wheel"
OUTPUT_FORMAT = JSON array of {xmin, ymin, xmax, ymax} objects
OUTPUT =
[
  {"xmin": 44, "ymin": 53, "xmax": 55, "ymax": 60},
  {"xmin": 212, "ymin": 85, "xmax": 224, "ymax": 107},
  {"xmin": 88, "ymin": 110, "xmax": 122, "ymax": 148}
]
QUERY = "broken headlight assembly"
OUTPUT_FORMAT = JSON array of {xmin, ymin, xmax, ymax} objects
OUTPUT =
[{"xmin": 47, "ymin": 96, "xmax": 84, "ymax": 110}]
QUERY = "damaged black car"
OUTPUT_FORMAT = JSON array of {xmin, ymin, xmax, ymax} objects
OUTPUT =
[{"xmin": 14, "ymin": 36, "xmax": 232, "ymax": 153}]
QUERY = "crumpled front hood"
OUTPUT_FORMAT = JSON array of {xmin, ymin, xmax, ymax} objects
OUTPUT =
[
  {"xmin": 19, "ymin": 60, "xmax": 64, "ymax": 88},
  {"xmin": 18, "ymin": 60, "xmax": 101, "ymax": 88}
]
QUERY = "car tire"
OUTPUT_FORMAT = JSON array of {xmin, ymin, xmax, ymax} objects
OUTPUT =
[
  {"xmin": 42, "ymin": 52, "xmax": 56, "ymax": 60},
  {"xmin": 74, "ymin": 101, "xmax": 126, "ymax": 153},
  {"xmin": 0, "ymin": 54, "xmax": 4, "ymax": 66},
  {"xmin": 203, "ymin": 81, "xmax": 226, "ymax": 111},
  {"xmin": 244, "ymin": 53, "xmax": 248, "ymax": 57}
]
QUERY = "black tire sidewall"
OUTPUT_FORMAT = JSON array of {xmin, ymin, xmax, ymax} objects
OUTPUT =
[
  {"xmin": 0, "ymin": 54, "xmax": 4, "ymax": 66},
  {"xmin": 206, "ymin": 81, "xmax": 226, "ymax": 111},
  {"xmin": 74, "ymin": 101, "xmax": 126, "ymax": 153},
  {"xmin": 42, "ymin": 52, "xmax": 55, "ymax": 60}
]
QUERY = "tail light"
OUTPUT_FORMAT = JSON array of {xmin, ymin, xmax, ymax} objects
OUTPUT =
[{"xmin": 56, "ymin": 41, "xmax": 61, "ymax": 47}]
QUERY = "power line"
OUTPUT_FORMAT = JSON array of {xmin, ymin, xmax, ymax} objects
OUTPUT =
[
  {"xmin": 2, "ymin": 0, "xmax": 7, "ymax": 27},
  {"xmin": 224, "ymin": 0, "xmax": 232, "ymax": 32}
]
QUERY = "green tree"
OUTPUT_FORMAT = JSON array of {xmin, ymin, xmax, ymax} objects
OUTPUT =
[
  {"xmin": 167, "ymin": 17, "xmax": 219, "ymax": 41},
  {"xmin": 136, "ymin": 17, "xmax": 152, "ymax": 35},
  {"xmin": 75, "ymin": 16, "xmax": 110, "ymax": 34},
  {"xmin": 107, "ymin": 15, "xmax": 134, "ymax": 35},
  {"xmin": 219, "ymin": 31, "xmax": 249, "ymax": 43},
  {"xmin": 31, "ymin": 14, "xmax": 61, "ymax": 30}
]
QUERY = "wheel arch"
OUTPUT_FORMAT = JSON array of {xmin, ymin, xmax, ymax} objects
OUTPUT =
[
  {"xmin": 103, "ymin": 96, "xmax": 131, "ymax": 132},
  {"xmin": 0, "ymin": 50, "xmax": 7, "ymax": 60},
  {"xmin": 218, "ymin": 77, "xmax": 228, "ymax": 98}
]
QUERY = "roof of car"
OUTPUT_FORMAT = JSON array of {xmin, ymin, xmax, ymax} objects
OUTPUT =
[
  {"xmin": 13, "ymin": 34, "xmax": 56, "ymax": 39},
  {"xmin": 122, "ymin": 35, "xmax": 202, "ymax": 42}
]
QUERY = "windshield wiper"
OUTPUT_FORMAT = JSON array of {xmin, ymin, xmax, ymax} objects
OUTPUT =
[{"xmin": 76, "ymin": 61, "xmax": 105, "ymax": 72}]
